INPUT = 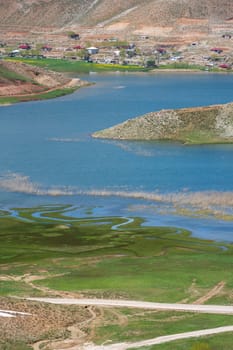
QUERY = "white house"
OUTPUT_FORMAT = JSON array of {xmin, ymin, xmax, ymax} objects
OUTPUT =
[{"xmin": 87, "ymin": 47, "xmax": 99, "ymax": 55}]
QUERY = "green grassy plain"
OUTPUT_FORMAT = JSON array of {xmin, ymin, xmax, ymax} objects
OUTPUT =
[
  {"xmin": 6, "ymin": 57, "xmax": 149, "ymax": 73},
  {"xmin": 1, "ymin": 205, "xmax": 233, "ymax": 349},
  {"xmin": 95, "ymin": 311, "xmax": 233, "ymax": 348},
  {"xmin": 1, "ymin": 205, "xmax": 233, "ymax": 301},
  {"xmin": 6, "ymin": 57, "xmax": 227, "ymax": 73}
]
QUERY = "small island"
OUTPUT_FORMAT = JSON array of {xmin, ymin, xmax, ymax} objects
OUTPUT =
[{"xmin": 92, "ymin": 102, "xmax": 233, "ymax": 144}]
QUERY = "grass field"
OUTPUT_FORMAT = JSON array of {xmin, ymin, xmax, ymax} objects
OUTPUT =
[
  {"xmin": 95, "ymin": 311, "xmax": 233, "ymax": 349},
  {"xmin": 5, "ymin": 57, "xmax": 150, "ymax": 73},
  {"xmin": 1, "ymin": 205, "xmax": 233, "ymax": 349},
  {"xmin": 5, "ymin": 58, "xmax": 227, "ymax": 73}
]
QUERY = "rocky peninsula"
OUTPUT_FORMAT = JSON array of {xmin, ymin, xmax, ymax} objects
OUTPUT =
[{"xmin": 92, "ymin": 102, "xmax": 233, "ymax": 144}]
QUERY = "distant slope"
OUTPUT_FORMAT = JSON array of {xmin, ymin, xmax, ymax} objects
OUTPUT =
[
  {"xmin": 92, "ymin": 102, "xmax": 233, "ymax": 144},
  {"xmin": 0, "ymin": 0, "xmax": 232, "ymax": 37},
  {"xmin": 0, "ymin": 0, "xmax": 91, "ymax": 27}
]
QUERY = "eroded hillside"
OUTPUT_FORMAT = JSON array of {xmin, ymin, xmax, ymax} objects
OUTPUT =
[
  {"xmin": 0, "ymin": 60, "xmax": 83, "ymax": 97},
  {"xmin": 0, "ymin": 0, "xmax": 232, "ymax": 44}
]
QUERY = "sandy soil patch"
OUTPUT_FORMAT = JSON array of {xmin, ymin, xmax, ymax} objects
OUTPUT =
[
  {"xmin": 133, "ymin": 26, "xmax": 173, "ymax": 36},
  {"xmin": 105, "ymin": 22, "xmax": 129, "ymax": 31}
]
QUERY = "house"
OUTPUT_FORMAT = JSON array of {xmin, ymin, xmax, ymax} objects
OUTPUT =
[
  {"xmin": 73, "ymin": 45, "xmax": 83, "ymax": 49},
  {"xmin": 114, "ymin": 50, "xmax": 120, "ymax": 57},
  {"xmin": 157, "ymin": 48, "xmax": 167, "ymax": 54},
  {"xmin": 140, "ymin": 35, "xmax": 149, "ymax": 40},
  {"xmin": 210, "ymin": 47, "xmax": 223, "ymax": 54},
  {"xmin": 219, "ymin": 63, "xmax": 231, "ymax": 69},
  {"xmin": 87, "ymin": 47, "xmax": 99, "ymax": 55},
  {"xmin": 19, "ymin": 44, "xmax": 31, "ymax": 50},
  {"xmin": 108, "ymin": 37, "xmax": 118, "ymax": 42},
  {"xmin": 9, "ymin": 49, "xmax": 20, "ymax": 57},
  {"xmin": 41, "ymin": 45, "xmax": 52, "ymax": 52},
  {"xmin": 222, "ymin": 34, "xmax": 231, "ymax": 39}
]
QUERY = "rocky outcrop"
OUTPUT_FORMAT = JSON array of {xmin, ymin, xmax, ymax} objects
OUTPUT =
[{"xmin": 92, "ymin": 102, "xmax": 233, "ymax": 144}]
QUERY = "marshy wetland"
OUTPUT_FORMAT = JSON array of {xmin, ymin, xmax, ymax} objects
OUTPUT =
[
  {"xmin": 1, "ymin": 205, "xmax": 233, "ymax": 349},
  {"xmin": 1, "ymin": 72, "xmax": 233, "ymax": 349}
]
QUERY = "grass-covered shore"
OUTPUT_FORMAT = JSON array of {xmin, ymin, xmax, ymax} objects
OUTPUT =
[
  {"xmin": 1, "ymin": 205, "xmax": 233, "ymax": 349},
  {"xmin": 0, "ymin": 59, "xmax": 92, "ymax": 105},
  {"xmin": 5, "ymin": 57, "xmax": 150, "ymax": 73},
  {"xmin": 0, "ymin": 86, "xmax": 79, "ymax": 105},
  {"xmin": 5, "ymin": 57, "xmax": 230, "ymax": 73},
  {"xmin": 1, "ymin": 57, "xmax": 230, "ymax": 106},
  {"xmin": 0, "ymin": 57, "xmax": 148, "ymax": 105}
]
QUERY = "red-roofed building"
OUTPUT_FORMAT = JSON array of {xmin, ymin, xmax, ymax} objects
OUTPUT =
[
  {"xmin": 219, "ymin": 63, "xmax": 231, "ymax": 69},
  {"xmin": 19, "ymin": 44, "xmax": 31, "ymax": 50},
  {"xmin": 42, "ymin": 45, "xmax": 52, "ymax": 51},
  {"xmin": 210, "ymin": 47, "xmax": 223, "ymax": 53}
]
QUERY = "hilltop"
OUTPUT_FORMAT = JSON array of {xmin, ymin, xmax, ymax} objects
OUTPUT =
[{"xmin": 92, "ymin": 102, "xmax": 233, "ymax": 144}]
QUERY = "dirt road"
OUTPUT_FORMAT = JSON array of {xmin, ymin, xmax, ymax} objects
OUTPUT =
[
  {"xmin": 27, "ymin": 297, "xmax": 233, "ymax": 315},
  {"xmin": 0, "ymin": 297, "xmax": 223, "ymax": 349},
  {"xmin": 81, "ymin": 326, "xmax": 233, "ymax": 350},
  {"xmin": 25, "ymin": 297, "xmax": 233, "ymax": 349}
]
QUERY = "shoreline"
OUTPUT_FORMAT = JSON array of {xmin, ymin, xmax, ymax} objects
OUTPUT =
[
  {"xmin": 0, "ymin": 78, "xmax": 90, "ymax": 105},
  {"xmin": 1, "ymin": 63, "xmax": 231, "ymax": 106}
]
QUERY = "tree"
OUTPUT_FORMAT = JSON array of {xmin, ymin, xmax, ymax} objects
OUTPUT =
[
  {"xmin": 146, "ymin": 57, "xmax": 156, "ymax": 67},
  {"xmin": 67, "ymin": 31, "xmax": 80, "ymax": 40},
  {"xmin": 120, "ymin": 48, "xmax": 126, "ymax": 60},
  {"xmin": 77, "ymin": 49, "xmax": 90, "ymax": 61}
]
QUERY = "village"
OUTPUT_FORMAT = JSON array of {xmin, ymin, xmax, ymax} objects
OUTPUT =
[{"xmin": 0, "ymin": 28, "xmax": 233, "ymax": 70}]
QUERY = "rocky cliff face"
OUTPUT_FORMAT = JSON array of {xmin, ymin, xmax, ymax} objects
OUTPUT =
[{"xmin": 92, "ymin": 102, "xmax": 233, "ymax": 144}]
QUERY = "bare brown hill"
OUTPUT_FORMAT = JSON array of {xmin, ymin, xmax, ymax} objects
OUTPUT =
[
  {"xmin": 0, "ymin": 0, "xmax": 232, "ymax": 43},
  {"xmin": 0, "ymin": 60, "xmax": 81, "ymax": 97}
]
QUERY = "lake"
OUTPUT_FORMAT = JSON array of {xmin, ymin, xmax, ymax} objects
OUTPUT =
[{"xmin": 0, "ymin": 72, "xmax": 233, "ymax": 241}]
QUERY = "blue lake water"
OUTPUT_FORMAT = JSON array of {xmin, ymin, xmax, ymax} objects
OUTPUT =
[{"xmin": 0, "ymin": 72, "xmax": 233, "ymax": 241}]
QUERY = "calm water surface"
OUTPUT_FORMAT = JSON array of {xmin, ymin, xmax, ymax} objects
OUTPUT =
[{"xmin": 0, "ymin": 72, "xmax": 233, "ymax": 241}]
